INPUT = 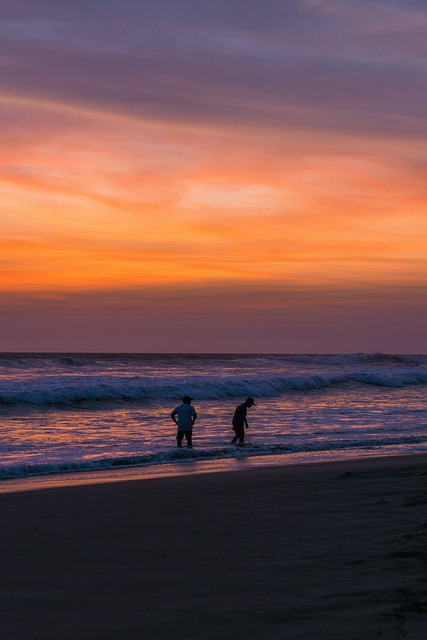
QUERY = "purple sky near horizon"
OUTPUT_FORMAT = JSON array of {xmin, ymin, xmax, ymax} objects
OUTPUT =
[{"xmin": 1, "ymin": 0, "xmax": 426, "ymax": 353}]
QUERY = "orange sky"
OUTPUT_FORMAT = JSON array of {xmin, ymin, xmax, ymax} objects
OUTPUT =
[
  {"xmin": 2, "ymin": 98, "xmax": 425, "ymax": 291},
  {"xmin": 1, "ymin": 1, "xmax": 426, "ymax": 352}
]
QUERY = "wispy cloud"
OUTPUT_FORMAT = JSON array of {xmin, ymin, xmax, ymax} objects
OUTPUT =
[
  {"xmin": 1, "ymin": 0, "xmax": 426, "ymax": 350},
  {"xmin": 1, "ymin": 1, "xmax": 426, "ymax": 135}
]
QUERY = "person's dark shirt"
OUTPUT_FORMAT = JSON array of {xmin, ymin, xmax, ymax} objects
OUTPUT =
[{"xmin": 233, "ymin": 402, "xmax": 247, "ymax": 428}]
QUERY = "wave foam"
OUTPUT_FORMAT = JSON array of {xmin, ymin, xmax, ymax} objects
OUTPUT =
[
  {"xmin": 1, "ymin": 434, "xmax": 425, "ymax": 481},
  {"xmin": 1, "ymin": 368, "xmax": 427, "ymax": 407}
]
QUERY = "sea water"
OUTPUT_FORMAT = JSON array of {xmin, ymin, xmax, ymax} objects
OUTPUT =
[{"xmin": 0, "ymin": 353, "xmax": 426, "ymax": 487}]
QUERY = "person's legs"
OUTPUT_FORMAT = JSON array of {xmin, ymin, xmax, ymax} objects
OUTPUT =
[
  {"xmin": 231, "ymin": 426, "xmax": 245, "ymax": 444},
  {"xmin": 184, "ymin": 430, "xmax": 193, "ymax": 448},
  {"xmin": 177, "ymin": 431, "xmax": 184, "ymax": 447}
]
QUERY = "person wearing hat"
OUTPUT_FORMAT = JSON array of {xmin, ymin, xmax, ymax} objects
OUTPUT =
[
  {"xmin": 171, "ymin": 395, "xmax": 197, "ymax": 448},
  {"xmin": 231, "ymin": 397, "xmax": 255, "ymax": 445}
]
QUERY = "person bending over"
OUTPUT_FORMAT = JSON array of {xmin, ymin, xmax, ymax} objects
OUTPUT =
[{"xmin": 231, "ymin": 397, "xmax": 255, "ymax": 445}]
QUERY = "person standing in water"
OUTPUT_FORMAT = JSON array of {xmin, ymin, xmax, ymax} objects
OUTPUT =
[
  {"xmin": 171, "ymin": 396, "xmax": 197, "ymax": 448},
  {"xmin": 231, "ymin": 397, "xmax": 255, "ymax": 445}
]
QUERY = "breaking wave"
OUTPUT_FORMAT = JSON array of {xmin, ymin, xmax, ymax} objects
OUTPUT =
[
  {"xmin": 1, "ymin": 368, "xmax": 427, "ymax": 407},
  {"xmin": 1, "ymin": 434, "xmax": 426, "ymax": 481}
]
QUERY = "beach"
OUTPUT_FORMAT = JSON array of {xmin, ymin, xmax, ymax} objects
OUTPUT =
[{"xmin": 1, "ymin": 455, "xmax": 427, "ymax": 639}]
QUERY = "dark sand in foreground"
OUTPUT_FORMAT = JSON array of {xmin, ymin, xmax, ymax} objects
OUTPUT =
[{"xmin": 1, "ymin": 455, "xmax": 427, "ymax": 640}]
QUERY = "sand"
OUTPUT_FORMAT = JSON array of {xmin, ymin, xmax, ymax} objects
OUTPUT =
[{"xmin": 1, "ymin": 454, "xmax": 427, "ymax": 640}]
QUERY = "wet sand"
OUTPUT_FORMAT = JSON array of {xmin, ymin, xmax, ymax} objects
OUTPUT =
[{"xmin": 1, "ymin": 454, "xmax": 427, "ymax": 639}]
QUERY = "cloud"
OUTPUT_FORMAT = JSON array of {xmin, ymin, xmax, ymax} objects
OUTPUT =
[
  {"xmin": 1, "ymin": 1, "xmax": 426, "ymax": 137},
  {"xmin": 1, "ymin": 1, "xmax": 427, "ymax": 352},
  {"xmin": 177, "ymin": 184, "xmax": 283, "ymax": 212}
]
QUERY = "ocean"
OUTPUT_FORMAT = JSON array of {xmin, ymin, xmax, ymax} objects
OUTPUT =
[{"xmin": 0, "ymin": 352, "xmax": 426, "ymax": 489}]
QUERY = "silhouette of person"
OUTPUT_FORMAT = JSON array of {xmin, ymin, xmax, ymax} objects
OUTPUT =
[
  {"xmin": 171, "ymin": 396, "xmax": 197, "ymax": 448},
  {"xmin": 231, "ymin": 397, "xmax": 255, "ymax": 445}
]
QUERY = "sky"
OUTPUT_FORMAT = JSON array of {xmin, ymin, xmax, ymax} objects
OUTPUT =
[{"xmin": 1, "ymin": 0, "xmax": 426, "ymax": 353}]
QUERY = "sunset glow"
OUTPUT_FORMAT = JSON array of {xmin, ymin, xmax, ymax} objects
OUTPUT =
[{"xmin": 1, "ymin": 1, "xmax": 426, "ymax": 352}]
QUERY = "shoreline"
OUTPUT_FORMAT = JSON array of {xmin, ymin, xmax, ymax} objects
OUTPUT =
[
  {"xmin": 1, "ymin": 453, "xmax": 427, "ymax": 638},
  {"xmin": 2, "ymin": 448, "xmax": 427, "ymax": 494}
]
